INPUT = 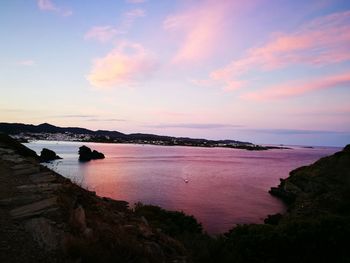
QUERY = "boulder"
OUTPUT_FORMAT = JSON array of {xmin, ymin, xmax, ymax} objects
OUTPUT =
[
  {"xmin": 40, "ymin": 148, "xmax": 61, "ymax": 162},
  {"xmin": 78, "ymin": 145, "xmax": 105, "ymax": 162}
]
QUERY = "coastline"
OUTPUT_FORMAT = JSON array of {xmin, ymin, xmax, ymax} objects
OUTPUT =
[
  {"xmin": 1, "ymin": 133, "xmax": 349, "ymax": 262},
  {"xmin": 0, "ymin": 134, "xmax": 191, "ymax": 262}
]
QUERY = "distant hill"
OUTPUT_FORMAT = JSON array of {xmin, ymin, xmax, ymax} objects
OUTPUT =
[
  {"xmin": 0, "ymin": 122, "xmax": 95, "ymax": 135},
  {"xmin": 0, "ymin": 122, "xmax": 251, "ymax": 146}
]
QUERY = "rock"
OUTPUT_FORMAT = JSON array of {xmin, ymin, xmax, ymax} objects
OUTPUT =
[
  {"xmin": 78, "ymin": 145, "xmax": 105, "ymax": 162},
  {"xmin": 39, "ymin": 148, "xmax": 62, "ymax": 162},
  {"xmin": 0, "ymin": 133, "xmax": 39, "ymax": 159},
  {"xmin": 139, "ymin": 224, "xmax": 154, "ymax": 239},
  {"xmin": 70, "ymin": 205, "xmax": 87, "ymax": 233},
  {"xmin": 91, "ymin": 150, "xmax": 104, "ymax": 159},
  {"xmin": 0, "ymin": 195, "xmax": 44, "ymax": 207},
  {"xmin": 144, "ymin": 241, "xmax": 164, "ymax": 259},
  {"xmin": 12, "ymin": 166, "xmax": 40, "ymax": 176},
  {"xmin": 141, "ymin": 216, "xmax": 149, "ymax": 226},
  {"xmin": 24, "ymin": 217, "xmax": 62, "ymax": 251},
  {"xmin": 16, "ymin": 183, "xmax": 62, "ymax": 192},
  {"xmin": 264, "ymin": 213, "xmax": 283, "ymax": 225},
  {"xmin": 269, "ymin": 178, "xmax": 299, "ymax": 204},
  {"xmin": 10, "ymin": 197, "xmax": 58, "ymax": 219},
  {"xmin": 29, "ymin": 172, "xmax": 56, "ymax": 183}
]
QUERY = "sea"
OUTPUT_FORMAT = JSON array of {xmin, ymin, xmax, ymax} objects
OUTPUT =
[{"xmin": 25, "ymin": 141, "xmax": 339, "ymax": 234}]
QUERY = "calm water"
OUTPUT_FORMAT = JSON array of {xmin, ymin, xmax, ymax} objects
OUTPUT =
[{"xmin": 25, "ymin": 141, "xmax": 339, "ymax": 234}]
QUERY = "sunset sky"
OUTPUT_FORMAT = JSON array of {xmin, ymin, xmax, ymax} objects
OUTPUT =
[{"xmin": 1, "ymin": 0, "xmax": 350, "ymax": 146}]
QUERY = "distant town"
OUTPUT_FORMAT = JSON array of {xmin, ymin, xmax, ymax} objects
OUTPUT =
[{"xmin": 0, "ymin": 122, "xmax": 288, "ymax": 151}]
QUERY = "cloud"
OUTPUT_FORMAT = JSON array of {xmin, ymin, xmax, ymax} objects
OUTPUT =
[
  {"xmin": 49, "ymin": 114, "xmax": 97, "ymax": 118},
  {"xmin": 145, "ymin": 123, "xmax": 243, "ymax": 129},
  {"xmin": 86, "ymin": 41, "xmax": 157, "ymax": 88},
  {"xmin": 85, "ymin": 9, "xmax": 145, "ymax": 42},
  {"xmin": 85, "ymin": 26, "xmax": 120, "ymax": 43},
  {"xmin": 241, "ymin": 71, "xmax": 350, "ymax": 101},
  {"xmin": 0, "ymin": 108, "xmax": 26, "ymax": 113},
  {"xmin": 163, "ymin": 0, "xmax": 237, "ymax": 64},
  {"xmin": 206, "ymin": 10, "xmax": 350, "ymax": 91},
  {"xmin": 37, "ymin": 0, "xmax": 56, "ymax": 11},
  {"xmin": 247, "ymin": 128, "xmax": 349, "ymax": 135},
  {"xmin": 16, "ymin": 60, "xmax": 36, "ymax": 66},
  {"xmin": 37, "ymin": 0, "xmax": 72, "ymax": 16},
  {"xmin": 126, "ymin": 0, "xmax": 146, "ymax": 3},
  {"xmin": 86, "ymin": 118, "xmax": 126, "ymax": 122},
  {"xmin": 124, "ymin": 9, "xmax": 145, "ymax": 19},
  {"xmin": 47, "ymin": 115, "xmax": 126, "ymax": 122}
]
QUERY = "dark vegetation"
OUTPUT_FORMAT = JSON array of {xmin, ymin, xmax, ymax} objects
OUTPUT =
[
  {"xmin": 78, "ymin": 145, "xmax": 105, "ymax": 161},
  {"xmin": 134, "ymin": 203, "xmax": 203, "ymax": 236}
]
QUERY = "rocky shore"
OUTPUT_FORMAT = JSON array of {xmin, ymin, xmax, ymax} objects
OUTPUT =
[
  {"xmin": 1, "ymin": 132, "xmax": 349, "ymax": 263},
  {"xmin": 0, "ymin": 134, "xmax": 188, "ymax": 263}
]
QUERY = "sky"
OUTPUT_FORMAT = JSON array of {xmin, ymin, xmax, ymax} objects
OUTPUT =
[{"xmin": 0, "ymin": 0, "xmax": 350, "ymax": 146}]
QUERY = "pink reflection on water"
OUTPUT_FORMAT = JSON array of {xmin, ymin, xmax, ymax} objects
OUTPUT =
[{"xmin": 27, "ymin": 141, "xmax": 339, "ymax": 234}]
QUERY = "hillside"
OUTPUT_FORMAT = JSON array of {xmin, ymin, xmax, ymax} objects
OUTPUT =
[
  {"xmin": 222, "ymin": 144, "xmax": 350, "ymax": 263},
  {"xmin": 0, "ymin": 134, "xmax": 192, "ymax": 262},
  {"xmin": 0, "ymin": 122, "xmax": 268, "ymax": 150},
  {"xmin": 1, "ymin": 133, "xmax": 348, "ymax": 262}
]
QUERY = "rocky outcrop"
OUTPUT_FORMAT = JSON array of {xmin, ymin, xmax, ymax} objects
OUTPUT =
[
  {"xmin": 78, "ymin": 146, "xmax": 104, "ymax": 162},
  {"xmin": 39, "ymin": 148, "xmax": 61, "ymax": 163},
  {"xmin": 0, "ymin": 134, "xmax": 188, "ymax": 262},
  {"xmin": 0, "ymin": 133, "xmax": 38, "ymax": 160},
  {"xmin": 269, "ymin": 144, "xmax": 350, "ymax": 217}
]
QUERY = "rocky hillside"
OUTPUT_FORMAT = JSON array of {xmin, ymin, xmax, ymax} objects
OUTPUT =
[
  {"xmin": 223, "ymin": 145, "xmax": 350, "ymax": 263},
  {"xmin": 1, "ymin": 133, "xmax": 349, "ymax": 263},
  {"xmin": 0, "ymin": 134, "xmax": 190, "ymax": 263},
  {"xmin": 270, "ymin": 144, "xmax": 350, "ymax": 217}
]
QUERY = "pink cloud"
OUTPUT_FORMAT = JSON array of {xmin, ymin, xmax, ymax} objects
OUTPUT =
[
  {"xmin": 241, "ymin": 71, "xmax": 350, "ymax": 101},
  {"xmin": 37, "ymin": 0, "xmax": 56, "ymax": 11},
  {"xmin": 85, "ymin": 9, "xmax": 145, "ymax": 42},
  {"xmin": 209, "ymin": 10, "xmax": 350, "ymax": 90},
  {"xmin": 86, "ymin": 42, "xmax": 157, "ymax": 88},
  {"xmin": 126, "ymin": 0, "xmax": 146, "ymax": 3},
  {"xmin": 124, "ymin": 9, "xmax": 145, "ymax": 19},
  {"xmin": 37, "ymin": 0, "xmax": 72, "ymax": 16},
  {"xmin": 163, "ymin": 1, "xmax": 239, "ymax": 64},
  {"xmin": 85, "ymin": 26, "xmax": 120, "ymax": 43}
]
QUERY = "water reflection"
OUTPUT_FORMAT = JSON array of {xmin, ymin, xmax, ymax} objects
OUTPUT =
[{"xmin": 26, "ymin": 141, "xmax": 339, "ymax": 234}]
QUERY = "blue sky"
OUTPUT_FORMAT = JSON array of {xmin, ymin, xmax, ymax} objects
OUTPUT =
[{"xmin": 1, "ymin": 0, "xmax": 350, "ymax": 146}]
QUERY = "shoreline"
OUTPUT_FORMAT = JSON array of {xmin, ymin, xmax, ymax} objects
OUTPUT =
[
  {"xmin": 1, "ymin": 133, "xmax": 349, "ymax": 262},
  {"xmin": 24, "ymin": 138, "xmax": 291, "ymax": 151},
  {"xmin": 0, "ymin": 134, "xmax": 192, "ymax": 262}
]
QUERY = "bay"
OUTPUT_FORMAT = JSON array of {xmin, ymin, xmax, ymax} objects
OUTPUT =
[{"xmin": 25, "ymin": 141, "xmax": 339, "ymax": 234}]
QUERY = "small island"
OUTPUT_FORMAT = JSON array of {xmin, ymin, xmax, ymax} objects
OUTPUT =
[
  {"xmin": 39, "ymin": 148, "xmax": 62, "ymax": 163},
  {"xmin": 78, "ymin": 145, "xmax": 105, "ymax": 162}
]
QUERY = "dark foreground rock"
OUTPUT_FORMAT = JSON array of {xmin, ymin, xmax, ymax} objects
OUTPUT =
[
  {"xmin": 0, "ymin": 134, "xmax": 188, "ymax": 262},
  {"xmin": 78, "ymin": 145, "xmax": 105, "ymax": 162},
  {"xmin": 39, "ymin": 148, "xmax": 62, "ymax": 163}
]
